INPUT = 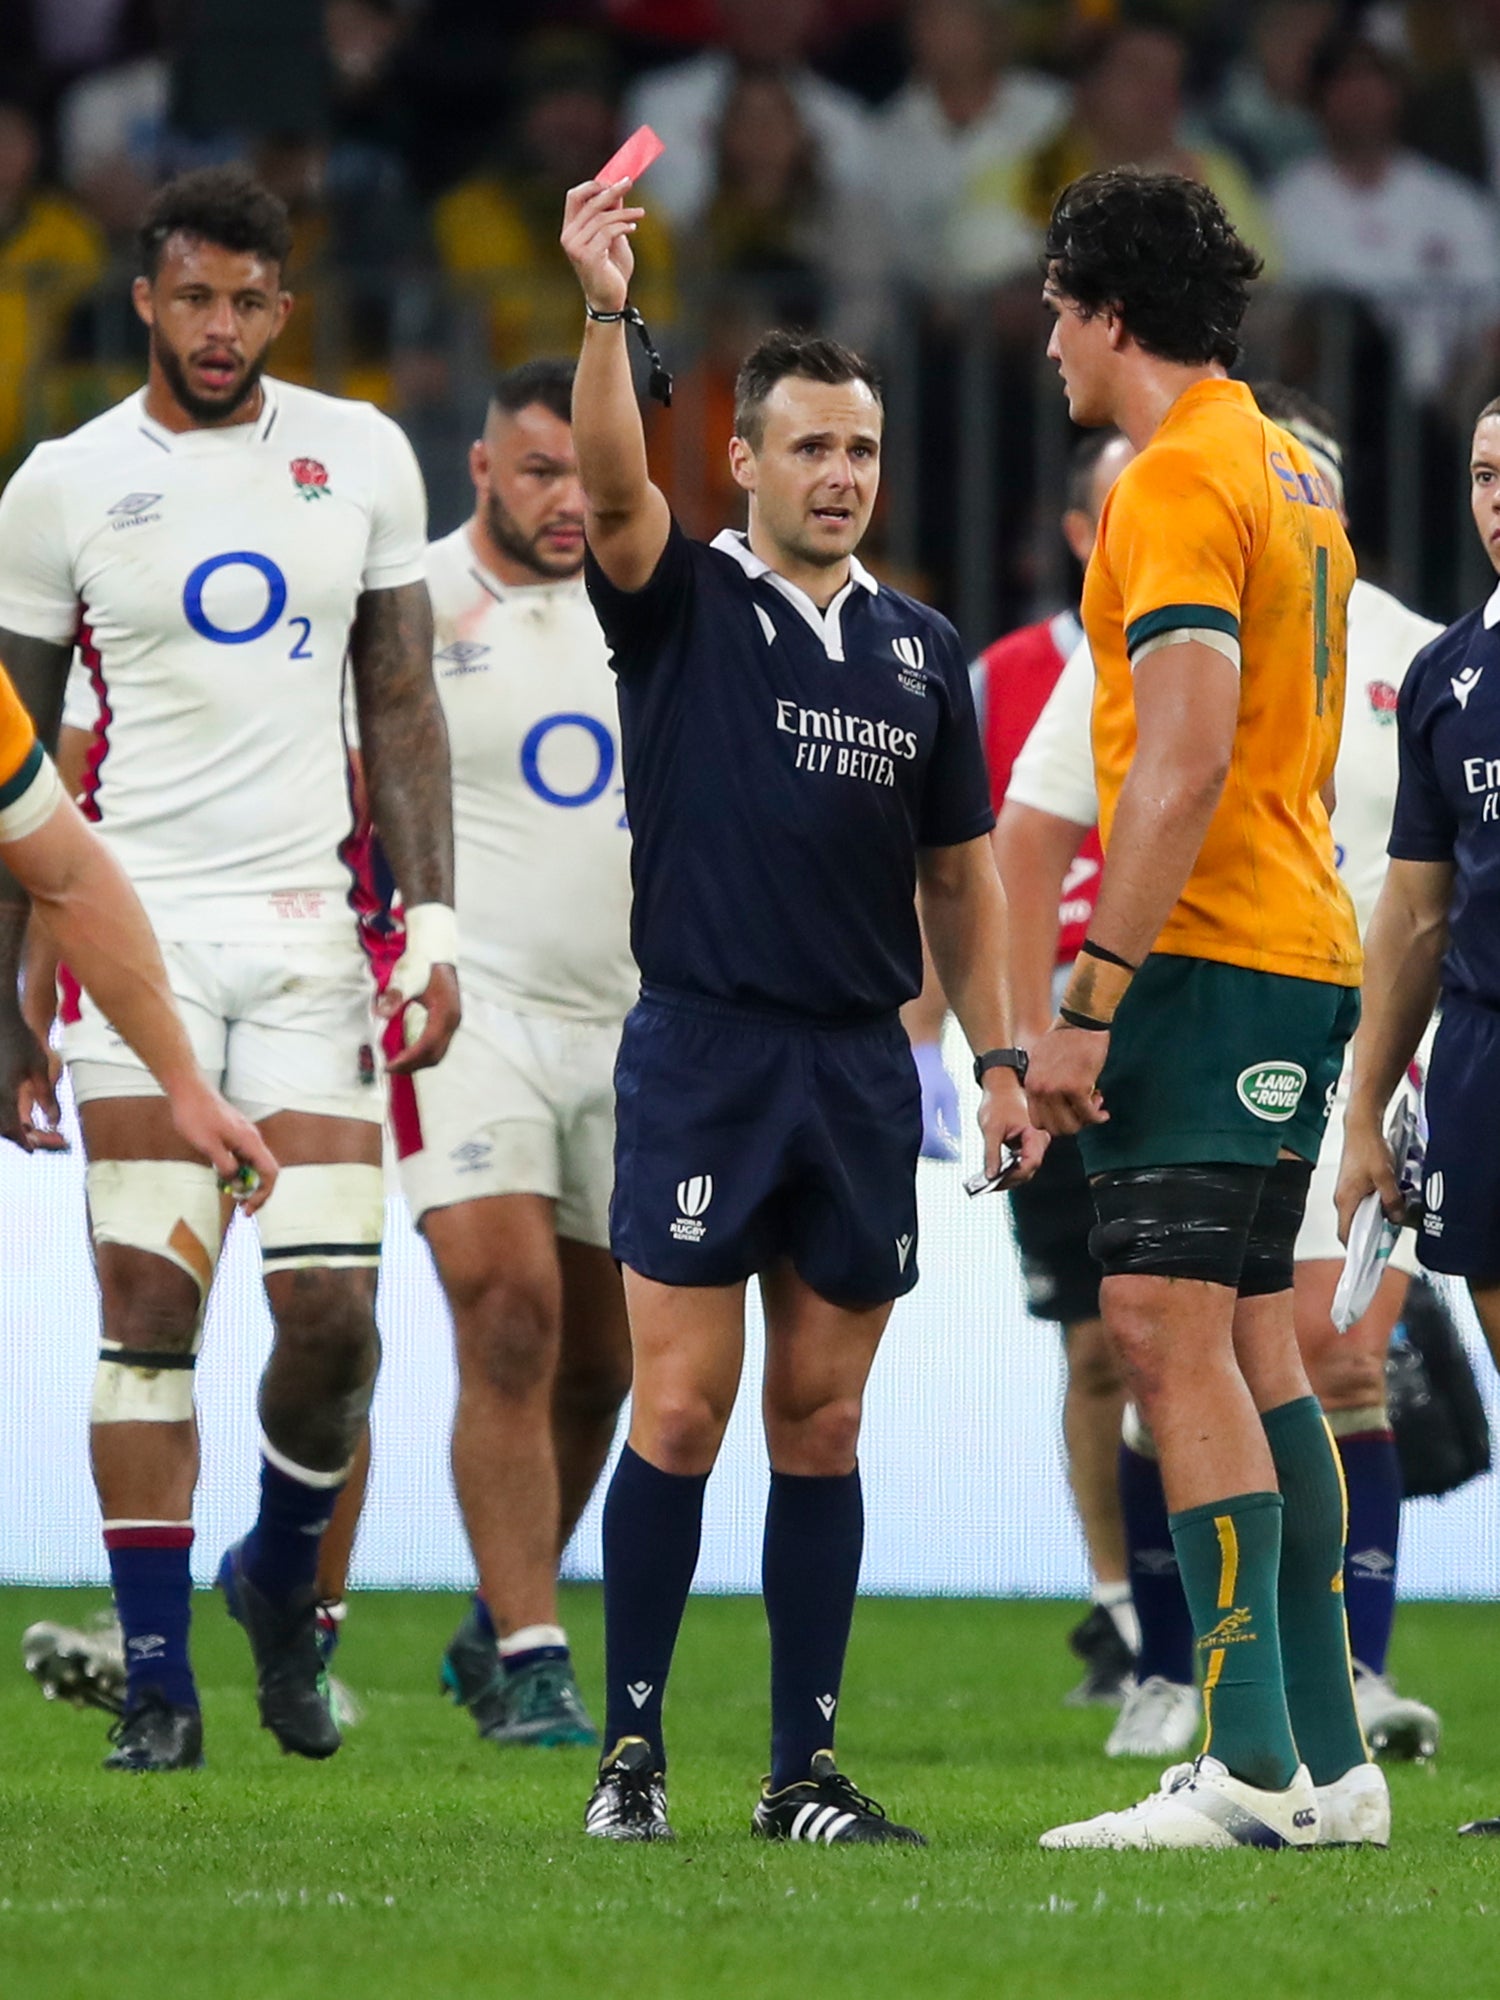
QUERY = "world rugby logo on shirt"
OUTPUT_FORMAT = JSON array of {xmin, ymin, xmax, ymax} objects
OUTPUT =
[
  {"xmin": 671, "ymin": 1175, "xmax": 713, "ymax": 1243},
  {"xmin": 1236, "ymin": 1060, "xmax": 1308, "ymax": 1122},
  {"xmin": 892, "ymin": 635, "xmax": 928, "ymax": 697}
]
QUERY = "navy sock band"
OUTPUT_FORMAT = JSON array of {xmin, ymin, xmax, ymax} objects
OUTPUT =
[
  {"xmin": 105, "ymin": 1527, "xmax": 197, "ymax": 1711},
  {"xmin": 1337, "ymin": 1428, "xmax": 1401, "ymax": 1675},
  {"xmin": 602, "ymin": 1444, "xmax": 708, "ymax": 1770},
  {"xmin": 1119, "ymin": 1443, "xmax": 1195, "ymax": 1686},
  {"xmin": 240, "ymin": 1456, "xmax": 342, "ymax": 1604},
  {"xmin": 764, "ymin": 1466, "xmax": 864, "ymax": 1791}
]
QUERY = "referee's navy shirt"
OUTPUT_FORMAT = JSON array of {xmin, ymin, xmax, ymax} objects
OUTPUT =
[
  {"xmin": 585, "ymin": 520, "xmax": 995, "ymax": 1022},
  {"xmin": 1389, "ymin": 584, "xmax": 1500, "ymax": 1004}
]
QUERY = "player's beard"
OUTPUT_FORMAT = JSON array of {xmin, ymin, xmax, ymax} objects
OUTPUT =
[
  {"xmin": 483, "ymin": 490, "xmax": 584, "ymax": 581},
  {"xmin": 153, "ymin": 330, "xmax": 269, "ymax": 426}
]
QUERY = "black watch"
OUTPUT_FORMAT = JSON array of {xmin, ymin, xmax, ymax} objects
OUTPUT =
[{"xmin": 974, "ymin": 1047, "xmax": 1029, "ymax": 1087}]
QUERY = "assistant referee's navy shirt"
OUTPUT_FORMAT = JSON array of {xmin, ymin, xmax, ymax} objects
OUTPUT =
[
  {"xmin": 585, "ymin": 520, "xmax": 994, "ymax": 1021},
  {"xmin": 1389, "ymin": 584, "xmax": 1500, "ymax": 1003}
]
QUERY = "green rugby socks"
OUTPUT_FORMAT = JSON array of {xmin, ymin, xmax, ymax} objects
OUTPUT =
[
  {"xmin": 1262, "ymin": 1395, "xmax": 1368, "ymax": 1786},
  {"xmin": 1169, "ymin": 1490, "xmax": 1299, "ymax": 1792}
]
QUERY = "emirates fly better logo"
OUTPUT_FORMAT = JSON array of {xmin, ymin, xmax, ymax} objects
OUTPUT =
[{"xmin": 290, "ymin": 457, "xmax": 330, "ymax": 500}]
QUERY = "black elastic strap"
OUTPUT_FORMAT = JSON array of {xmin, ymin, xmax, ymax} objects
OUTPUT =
[
  {"xmin": 98, "ymin": 1348, "xmax": 196, "ymax": 1371},
  {"xmin": 584, "ymin": 303, "xmax": 673, "ymax": 406},
  {"xmin": 1079, "ymin": 939, "xmax": 1140, "ymax": 974},
  {"xmin": 1059, "ymin": 1006, "xmax": 1112, "ymax": 1033}
]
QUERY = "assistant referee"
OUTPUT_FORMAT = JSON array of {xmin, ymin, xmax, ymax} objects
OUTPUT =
[{"xmin": 560, "ymin": 175, "xmax": 1043, "ymax": 1846}]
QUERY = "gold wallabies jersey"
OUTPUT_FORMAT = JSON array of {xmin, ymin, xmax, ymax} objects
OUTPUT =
[{"xmin": 1083, "ymin": 377, "xmax": 1361, "ymax": 986}]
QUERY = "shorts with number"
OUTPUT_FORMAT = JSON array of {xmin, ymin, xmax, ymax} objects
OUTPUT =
[
  {"xmin": 1414, "ymin": 998, "xmax": 1500, "ymax": 1281},
  {"xmin": 1295, "ymin": 1049, "xmax": 1419, "ymax": 1274},
  {"xmin": 391, "ymin": 994, "xmax": 622, "ymax": 1247},
  {"xmin": 62, "ymin": 935, "xmax": 380, "ymax": 1122},
  {"xmin": 1078, "ymin": 954, "xmax": 1359, "ymax": 1176},
  {"xmin": 609, "ymin": 984, "xmax": 922, "ymax": 1307},
  {"xmin": 1008, "ymin": 1132, "xmax": 1102, "ymax": 1326}
]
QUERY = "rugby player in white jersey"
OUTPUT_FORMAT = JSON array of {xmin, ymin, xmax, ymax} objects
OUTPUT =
[
  {"xmin": 1002, "ymin": 384, "xmax": 1443, "ymax": 1766},
  {"xmin": 393, "ymin": 359, "xmax": 632, "ymax": 1747},
  {"xmin": 0, "ymin": 166, "xmax": 459, "ymax": 1773}
]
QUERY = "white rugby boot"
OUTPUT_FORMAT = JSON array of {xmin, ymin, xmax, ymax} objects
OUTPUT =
[
  {"xmin": 1313, "ymin": 1760, "xmax": 1390, "ymax": 1847},
  {"xmin": 1106, "ymin": 1676, "xmax": 1202, "ymax": 1759},
  {"xmin": 1039, "ymin": 1755, "xmax": 1319, "ymax": 1850},
  {"xmin": 1353, "ymin": 1662, "xmax": 1441, "ymax": 1762}
]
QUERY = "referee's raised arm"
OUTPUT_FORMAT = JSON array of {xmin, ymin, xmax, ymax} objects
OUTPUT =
[{"xmin": 561, "ymin": 179, "xmax": 672, "ymax": 591}]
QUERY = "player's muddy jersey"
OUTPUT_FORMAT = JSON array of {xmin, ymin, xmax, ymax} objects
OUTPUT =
[
  {"xmin": 424, "ymin": 526, "xmax": 635, "ymax": 1021},
  {"xmin": 1083, "ymin": 377, "xmax": 1360, "ymax": 985},
  {"xmin": 0, "ymin": 378, "xmax": 427, "ymax": 942}
]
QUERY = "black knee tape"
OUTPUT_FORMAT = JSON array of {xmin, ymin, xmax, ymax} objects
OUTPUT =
[
  {"xmin": 1237, "ymin": 1156, "xmax": 1313, "ymax": 1298},
  {"xmin": 1088, "ymin": 1165, "xmax": 1264, "ymax": 1287}
]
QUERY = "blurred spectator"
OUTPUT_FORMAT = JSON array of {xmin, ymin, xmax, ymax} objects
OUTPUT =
[
  {"xmin": 1211, "ymin": 0, "xmax": 1333, "ymax": 183},
  {"xmin": 690, "ymin": 67, "xmax": 884, "ymax": 349},
  {"xmin": 1269, "ymin": 32, "xmax": 1500, "ymax": 397},
  {"xmin": 0, "ymin": 99, "xmax": 105, "ymax": 465},
  {"xmin": 622, "ymin": 0, "xmax": 871, "ymax": 226},
  {"xmin": 872, "ymin": 0, "xmax": 1069, "ymax": 290},
  {"xmin": 56, "ymin": 47, "xmax": 171, "ymax": 241},
  {"xmin": 1407, "ymin": 0, "xmax": 1500, "ymax": 198},
  {"xmin": 948, "ymin": 17, "xmax": 1275, "ymax": 289},
  {"xmin": 435, "ymin": 34, "xmax": 675, "ymax": 369}
]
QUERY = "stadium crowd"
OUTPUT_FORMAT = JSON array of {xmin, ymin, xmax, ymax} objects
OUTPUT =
[{"xmin": 6, "ymin": 1, "xmax": 1500, "ymax": 619}]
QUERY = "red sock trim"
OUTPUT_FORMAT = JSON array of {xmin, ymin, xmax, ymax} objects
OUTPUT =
[{"xmin": 103, "ymin": 1525, "xmax": 195, "ymax": 1552}]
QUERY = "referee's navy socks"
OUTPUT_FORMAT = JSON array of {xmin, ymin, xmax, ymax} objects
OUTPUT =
[
  {"xmin": 1334, "ymin": 1419, "xmax": 1401, "ymax": 1675},
  {"xmin": 104, "ymin": 1524, "xmax": 197, "ymax": 1710},
  {"xmin": 1118, "ymin": 1441, "xmax": 1195, "ymax": 1686},
  {"xmin": 239, "ymin": 1449, "xmax": 344, "ymax": 1604},
  {"xmin": 764, "ymin": 1465, "xmax": 864, "ymax": 1792},
  {"xmin": 602, "ymin": 1444, "xmax": 708, "ymax": 1770}
]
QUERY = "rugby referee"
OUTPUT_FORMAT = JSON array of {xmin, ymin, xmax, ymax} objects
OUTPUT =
[{"xmin": 560, "ymin": 175, "xmax": 1043, "ymax": 1845}]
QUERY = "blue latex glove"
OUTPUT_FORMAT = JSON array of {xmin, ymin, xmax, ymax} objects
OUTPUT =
[{"xmin": 913, "ymin": 1040, "xmax": 961, "ymax": 1161}]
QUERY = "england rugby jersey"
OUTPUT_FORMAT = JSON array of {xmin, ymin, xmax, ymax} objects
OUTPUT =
[
  {"xmin": 1007, "ymin": 578, "xmax": 1438, "ymax": 941},
  {"xmin": 0, "ymin": 379, "xmax": 427, "ymax": 942},
  {"xmin": 425, "ymin": 526, "xmax": 635, "ymax": 1021}
]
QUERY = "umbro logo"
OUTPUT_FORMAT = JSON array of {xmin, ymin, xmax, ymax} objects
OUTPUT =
[
  {"xmin": 126, "ymin": 1633, "xmax": 166, "ymax": 1658},
  {"xmin": 1135, "ymin": 1548, "xmax": 1180, "ymax": 1577},
  {"xmin": 108, "ymin": 491, "xmax": 162, "ymax": 530},
  {"xmin": 450, "ymin": 1139, "xmax": 493, "ymax": 1174},
  {"xmin": 435, "ymin": 639, "xmax": 491, "ymax": 675},
  {"xmin": 895, "ymin": 1233, "xmax": 914, "ymax": 1272},
  {"xmin": 815, "ymin": 1693, "xmax": 837, "ymax": 1721},
  {"xmin": 627, "ymin": 1681, "xmax": 653, "ymax": 1709},
  {"xmin": 1348, "ymin": 1547, "xmax": 1395, "ymax": 1579},
  {"xmin": 1453, "ymin": 664, "xmax": 1484, "ymax": 709}
]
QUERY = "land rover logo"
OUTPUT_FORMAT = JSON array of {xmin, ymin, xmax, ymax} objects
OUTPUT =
[{"xmin": 1236, "ymin": 1061, "xmax": 1307, "ymax": 1122}]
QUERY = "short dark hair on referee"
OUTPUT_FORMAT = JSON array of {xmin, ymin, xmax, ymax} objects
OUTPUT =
[
  {"xmin": 139, "ymin": 166, "xmax": 293, "ymax": 279},
  {"xmin": 1044, "ymin": 168, "xmax": 1263, "ymax": 370},
  {"xmin": 490, "ymin": 357, "xmax": 575, "ymax": 425},
  {"xmin": 1065, "ymin": 427, "xmax": 1124, "ymax": 515},
  {"xmin": 733, "ymin": 331, "xmax": 882, "ymax": 451}
]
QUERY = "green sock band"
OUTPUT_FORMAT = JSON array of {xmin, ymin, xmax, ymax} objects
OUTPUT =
[
  {"xmin": 1261, "ymin": 1394, "xmax": 1368, "ymax": 1786},
  {"xmin": 1169, "ymin": 1489, "xmax": 1299, "ymax": 1792}
]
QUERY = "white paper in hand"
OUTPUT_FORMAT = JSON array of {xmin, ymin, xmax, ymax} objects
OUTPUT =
[{"xmin": 1332, "ymin": 1191, "xmax": 1399, "ymax": 1332}]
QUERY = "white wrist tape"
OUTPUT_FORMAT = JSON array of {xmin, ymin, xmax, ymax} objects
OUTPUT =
[
  {"xmin": 388, "ymin": 902, "xmax": 457, "ymax": 1046},
  {"xmin": 0, "ymin": 750, "xmax": 63, "ymax": 843}
]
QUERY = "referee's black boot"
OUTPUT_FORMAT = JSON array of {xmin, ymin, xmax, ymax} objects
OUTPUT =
[
  {"xmin": 752, "ymin": 1751, "xmax": 926, "ymax": 1846},
  {"xmin": 102, "ymin": 1689, "xmax": 204, "ymax": 1772},
  {"xmin": 1064, "ymin": 1603, "xmax": 1136, "ymax": 1708}
]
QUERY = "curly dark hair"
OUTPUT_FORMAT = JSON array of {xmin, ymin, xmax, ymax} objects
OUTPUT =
[
  {"xmin": 1043, "ymin": 169, "xmax": 1264, "ymax": 370},
  {"xmin": 491, "ymin": 357, "xmax": 575, "ymax": 425},
  {"xmin": 139, "ymin": 166, "xmax": 294, "ymax": 280},
  {"xmin": 733, "ymin": 330, "xmax": 882, "ymax": 450}
]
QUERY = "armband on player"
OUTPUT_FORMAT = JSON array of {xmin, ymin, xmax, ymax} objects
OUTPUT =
[{"xmin": 0, "ymin": 746, "xmax": 63, "ymax": 845}]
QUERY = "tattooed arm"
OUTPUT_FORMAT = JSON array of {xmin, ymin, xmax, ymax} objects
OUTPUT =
[
  {"xmin": 348, "ymin": 579, "xmax": 460, "ymax": 1072},
  {"xmin": 0, "ymin": 627, "xmax": 73, "ymax": 1150}
]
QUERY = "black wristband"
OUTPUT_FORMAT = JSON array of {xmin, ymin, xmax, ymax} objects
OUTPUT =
[
  {"xmin": 1058, "ymin": 1006, "xmax": 1112, "ymax": 1033},
  {"xmin": 583, "ymin": 302, "xmax": 673, "ymax": 406},
  {"xmin": 973, "ymin": 1047, "xmax": 1029, "ymax": 1086},
  {"xmin": 1079, "ymin": 939, "xmax": 1139, "ymax": 974}
]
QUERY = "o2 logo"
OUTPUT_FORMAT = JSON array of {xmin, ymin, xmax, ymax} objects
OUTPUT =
[
  {"xmin": 182, "ymin": 551, "xmax": 311, "ymax": 658},
  {"xmin": 521, "ymin": 713, "xmax": 625, "ymax": 825}
]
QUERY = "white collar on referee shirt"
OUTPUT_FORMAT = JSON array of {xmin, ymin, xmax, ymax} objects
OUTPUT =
[
  {"xmin": 1484, "ymin": 580, "xmax": 1500, "ymax": 629},
  {"xmin": 711, "ymin": 529, "xmax": 877, "ymax": 663}
]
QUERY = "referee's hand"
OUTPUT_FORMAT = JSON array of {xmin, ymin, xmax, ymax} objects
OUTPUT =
[
  {"xmin": 1023, "ymin": 1020, "xmax": 1111, "ymax": 1137},
  {"xmin": 1334, "ymin": 1111, "xmax": 1403, "ymax": 1245},
  {"xmin": 561, "ymin": 179, "xmax": 646, "ymax": 314},
  {"xmin": 978, "ymin": 1073, "xmax": 1047, "ymax": 1186}
]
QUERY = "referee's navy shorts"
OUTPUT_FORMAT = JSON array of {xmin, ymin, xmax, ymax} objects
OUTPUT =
[
  {"xmin": 609, "ymin": 984, "xmax": 922, "ymax": 1307},
  {"xmin": 1418, "ymin": 998, "xmax": 1500, "ymax": 1282}
]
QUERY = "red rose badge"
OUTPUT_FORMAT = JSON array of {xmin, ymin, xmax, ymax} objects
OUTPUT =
[
  {"xmin": 1367, "ymin": 680, "xmax": 1398, "ymax": 723},
  {"xmin": 291, "ymin": 457, "xmax": 330, "ymax": 499}
]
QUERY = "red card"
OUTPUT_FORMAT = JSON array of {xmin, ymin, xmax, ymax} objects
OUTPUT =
[{"xmin": 597, "ymin": 124, "xmax": 665, "ymax": 187}]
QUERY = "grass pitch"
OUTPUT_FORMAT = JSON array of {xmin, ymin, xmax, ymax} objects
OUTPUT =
[{"xmin": 1, "ymin": 1588, "xmax": 1497, "ymax": 1999}]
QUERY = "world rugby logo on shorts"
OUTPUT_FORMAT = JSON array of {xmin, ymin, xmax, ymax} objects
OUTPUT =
[
  {"xmin": 671, "ymin": 1175, "xmax": 713, "ymax": 1243},
  {"xmin": 1236, "ymin": 1060, "xmax": 1307, "ymax": 1122},
  {"xmin": 1423, "ymin": 1170, "xmax": 1445, "ymax": 1236}
]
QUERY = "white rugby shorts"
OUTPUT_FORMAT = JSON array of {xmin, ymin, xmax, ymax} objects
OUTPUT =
[
  {"xmin": 63, "ymin": 935, "xmax": 381, "ymax": 1124},
  {"xmin": 390, "ymin": 994, "xmax": 622, "ymax": 1247},
  {"xmin": 1295, "ymin": 1051, "xmax": 1418, "ymax": 1276}
]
